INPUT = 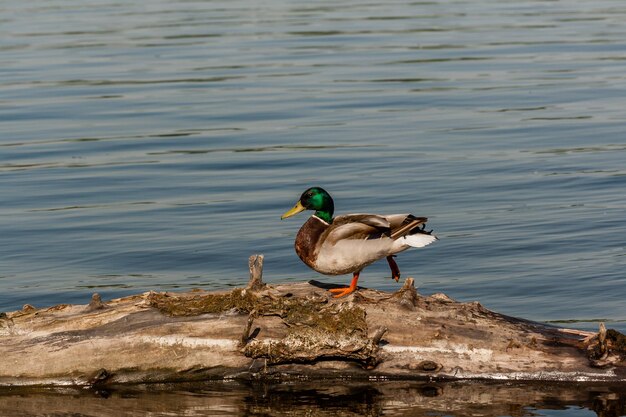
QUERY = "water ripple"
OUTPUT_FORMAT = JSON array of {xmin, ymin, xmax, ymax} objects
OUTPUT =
[{"xmin": 1, "ymin": 0, "xmax": 625, "ymax": 335}]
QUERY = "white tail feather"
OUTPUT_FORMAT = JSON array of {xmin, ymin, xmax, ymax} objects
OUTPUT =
[{"xmin": 400, "ymin": 233, "xmax": 437, "ymax": 248}]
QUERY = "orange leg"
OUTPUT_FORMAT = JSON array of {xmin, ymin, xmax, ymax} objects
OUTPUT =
[
  {"xmin": 328, "ymin": 271, "xmax": 360, "ymax": 298},
  {"xmin": 387, "ymin": 255, "xmax": 400, "ymax": 282}
]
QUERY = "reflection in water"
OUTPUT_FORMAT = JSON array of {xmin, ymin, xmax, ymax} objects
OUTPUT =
[{"xmin": 0, "ymin": 381, "xmax": 624, "ymax": 417}]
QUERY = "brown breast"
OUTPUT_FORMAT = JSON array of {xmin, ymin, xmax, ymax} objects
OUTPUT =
[{"xmin": 294, "ymin": 216, "xmax": 329, "ymax": 269}]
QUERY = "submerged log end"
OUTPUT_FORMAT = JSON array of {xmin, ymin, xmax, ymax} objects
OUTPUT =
[{"xmin": 248, "ymin": 254, "xmax": 265, "ymax": 291}]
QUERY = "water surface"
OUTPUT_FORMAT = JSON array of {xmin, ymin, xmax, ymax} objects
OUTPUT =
[
  {"xmin": 1, "ymin": 0, "xmax": 625, "ymax": 414},
  {"xmin": 1, "ymin": 381, "xmax": 625, "ymax": 417}
]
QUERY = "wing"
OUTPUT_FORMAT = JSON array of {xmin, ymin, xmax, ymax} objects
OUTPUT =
[
  {"xmin": 385, "ymin": 214, "xmax": 428, "ymax": 239},
  {"xmin": 324, "ymin": 214, "xmax": 391, "ymax": 244},
  {"xmin": 325, "ymin": 213, "xmax": 431, "ymax": 246}
]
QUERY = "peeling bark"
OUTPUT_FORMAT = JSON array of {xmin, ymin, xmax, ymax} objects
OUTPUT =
[{"xmin": 0, "ymin": 255, "xmax": 624, "ymax": 387}]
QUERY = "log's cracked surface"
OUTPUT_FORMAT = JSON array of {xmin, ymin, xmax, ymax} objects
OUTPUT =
[{"xmin": 0, "ymin": 255, "xmax": 624, "ymax": 387}]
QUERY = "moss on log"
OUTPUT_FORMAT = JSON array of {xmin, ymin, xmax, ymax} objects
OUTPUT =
[{"xmin": 0, "ymin": 255, "xmax": 624, "ymax": 387}]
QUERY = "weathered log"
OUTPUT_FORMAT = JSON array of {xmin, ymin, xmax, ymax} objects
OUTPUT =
[{"xmin": 0, "ymin": 255, "xmax": 624, "ymax": 387}]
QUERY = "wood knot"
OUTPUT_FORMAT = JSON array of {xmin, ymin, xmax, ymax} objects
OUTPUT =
[
  {"xmin": 88, "ymin": 368, "xmax": 111, "ymax": 386},
  {"xmin": 409, "ymin": 360, "xmax": 441, "ymax": 372},
  {"xmin": 0, "ymin": 313, "xmax": 14, "ymax": 334},
  {"xmin": 86, "ymin": 293, "xmax": 107, "ymax": 312},
  {"xmin": 22, "ymin": 304, "xmax": 36, "ymax": 313},
  {"xmin": 391, "ymin": 277, "xmax": 419, "ymax": 310},
  {"xmin": 429, "ymin": 293, "xmax": 454, "ymax": 303}
]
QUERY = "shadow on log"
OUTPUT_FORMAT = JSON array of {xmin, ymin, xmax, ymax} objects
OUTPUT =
[{"xmin": 0, "ymin": 255, "xmax": 624, "ymax": 387}]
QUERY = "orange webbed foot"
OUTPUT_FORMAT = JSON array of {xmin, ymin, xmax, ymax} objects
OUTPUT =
[
  {"xmin": 328, "ymin": 286, "xmax": 357, "ymax": 298},
  {"xmin": 328, "ymin": 272, "xmax": 360, "ymax": 298}
]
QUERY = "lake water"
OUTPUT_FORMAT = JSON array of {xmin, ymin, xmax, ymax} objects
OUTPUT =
[
  {"xmin": 1, "ymin": 381, "xmax": 625, "ymax": 417},
  {"xmin": 1, "ymin": 0, "xmax": 625, "ymax": 415}
]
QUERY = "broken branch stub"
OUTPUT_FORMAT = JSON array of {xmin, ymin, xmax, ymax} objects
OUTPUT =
[
  {"xmin": 239, "ymin": 309, "xmax": 257, "ymax": 348},
  {"xmin": 587, "ymin": 322, "xmax": 626, "ymax": 368},
  {"xmin": 248, "ymin": 254, "xmax": 265, "ymax": 291},
  {"xmin": 391, "ymin": 277, "xmax": 419, "ymax": 310}
]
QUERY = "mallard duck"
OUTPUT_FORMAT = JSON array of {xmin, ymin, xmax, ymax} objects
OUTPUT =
[{"xmin": 281, "ymin": 187, "xmax": 437, "ymax": 297}]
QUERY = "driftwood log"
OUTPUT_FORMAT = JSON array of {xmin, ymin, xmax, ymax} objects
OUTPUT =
[{"xmin": 0, "ymin": 255, "xmax": 624, "ymax": 387}]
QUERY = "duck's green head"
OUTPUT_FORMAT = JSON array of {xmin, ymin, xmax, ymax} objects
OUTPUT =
[{"xmin": 281, "ymin": 187, "xmax": 334, "ymax": 223}]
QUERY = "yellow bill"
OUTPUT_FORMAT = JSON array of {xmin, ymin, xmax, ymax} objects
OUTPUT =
[{"xmin": 281, "ymin": 200, "xmax": 306, "ymax": 219}]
